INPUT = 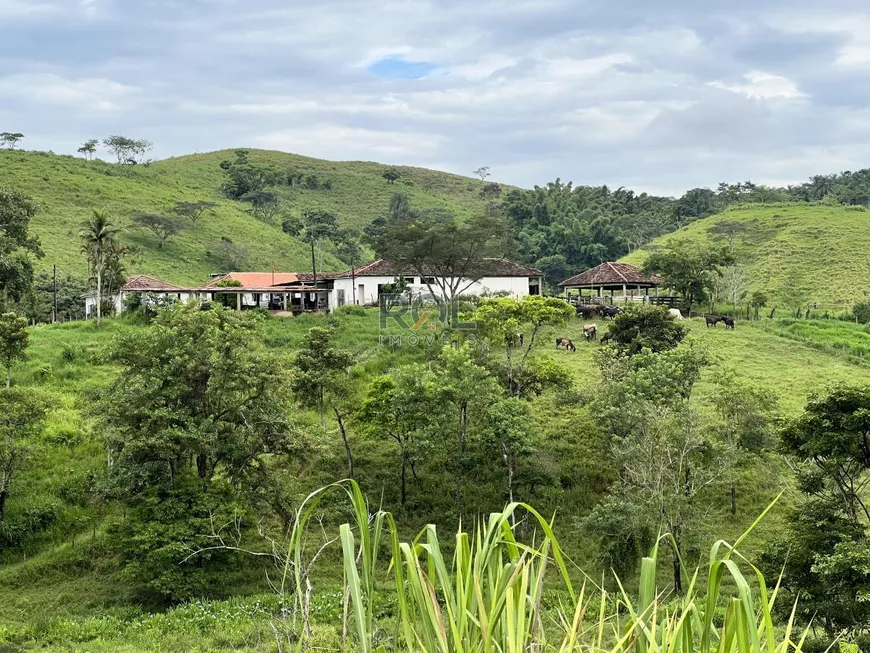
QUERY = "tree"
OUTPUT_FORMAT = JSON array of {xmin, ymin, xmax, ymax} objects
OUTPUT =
[
  {"xmin": 80, "ymin": 209, "xmax": 121, "ymax": 327},
  {"xmin": 713, "ymin": 265, "xmax": 749, "ymax": 310},
  {"xmin": 0, "ymin": 133, "xmax": 24, "ymax": 149},
  {"xmin": 382, "ymin": 168, "xmax": 401, "ymax": 184},
  {"xmin": 358, "ymin": 365, "xmax": 438, "ymax": 507},
  {"xmin": 0, "ymin": 313, "xmax": 28, "ymax": 388},
  {"xmin": 372, "ymin": 202, "xmax": 506, "ymax": 318},
  {"xmin": 212, "ymin": 237, "xmax": 249, "ymax": 272},
  {"xmin": 433, "ymin": 344, "xmax": 500, "ymax": 511},
  {"xmin": 0, "ymin": 188, "xmax": 43, "ymax": 304},
  {"xmin": 709, "ymin": 373, "xmax": 777, "ymax": 515},
  {"xmin": 333, "ymin": 228, "xmax": 364, "ymax": 303},
  {"xmin": 763, "ymin": 386, "xmax": 870, "ymax": 639},
  {"xmin": 98, "ymin": 303, "xmax": 295, "ymax": 600},
  {"xmin": 24, "ymin": 270, "xmax": 88, "ymax": 323},
  {"xmin": 672, "ymin": 187, "xmax": 720, "ymax": 223},
  {"xmin": 102, "ymin": 135, "xmax": 153, "ymax": 165},
  {"xmin": 291, "ymin": 327, "xmax": 356, "ymax": 477},
  {"xmin": 170, "ymin": 201, "xmax": 216, "ymax": 227},
  {"xmin": 603, "ymin": 304, "xmax": 686, "ymax": 356},
  {"xmin": 641, "ymin": 240, "xmax": 734, "ymax": 315},
  {"xmin": 240, "ymin": 191, "xmax": 285, "ymax": 223},
  {"xmin": 0, "ymin": 389, "xmax": 48, "ymax": 521},
  {"xmin": 132, "ymin": 213, "xmax": 185, "ymax": 248},
  {"xmin": 594, "ymin": 346, "xmax": 717, "ymax": 593},
  {"xmin": 473, "ymin": 166, "xmax": 491, "ymax": 181},
  {"xmin": 77, "ymin": 139, "xmax": 99, "ymax": 160},
  {"xmin": 301, "ymin": 209, "xmax": 339, "ymax": 284},
  {"xmin": 473, "ymin": 295, "xmax": 574, "ymax": 396},
  {"xmin": 809, "ymin": 174, "xmax": 836, "ymax": 200},
  {"xmin": 482, "ymin": 397, "xmax": 535, "ymax": 505},
  {"xmin": 219, "ymin": 150, "xmax": 284, "ymax": 199}
]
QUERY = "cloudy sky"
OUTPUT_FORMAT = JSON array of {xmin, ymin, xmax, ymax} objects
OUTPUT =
[{"xmin": 2, "ymin": 0, "xmax": 869, "ymax": 195}]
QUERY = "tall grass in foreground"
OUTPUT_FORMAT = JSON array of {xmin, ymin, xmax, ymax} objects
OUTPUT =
[{"xmin": 279, "ymin": 481, "xmax": 816, "ymax": 652}]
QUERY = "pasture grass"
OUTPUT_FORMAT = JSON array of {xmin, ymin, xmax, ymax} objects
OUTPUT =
[
  {"xmin": 623, "ymin": 202, "xmax": 870, "ymax": 307},
  {"xmin": 0, "ymin": 148, "xmax": 495, "ymax": 286}
]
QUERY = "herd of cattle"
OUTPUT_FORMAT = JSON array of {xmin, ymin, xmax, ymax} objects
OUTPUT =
[{"xmin": 553, "ymin": 303, "xmax": 736, "ymax": 353}]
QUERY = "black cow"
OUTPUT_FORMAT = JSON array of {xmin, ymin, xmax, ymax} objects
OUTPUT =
[
  {"xmin": 705, "ymin": 315, "xmax": 724, "ymax": 328},
  {"xmin": 600, "ymin": 306, "xmax": 621, "ymax": 320},
  {"xmin": 723, "ymin": 317, "xmax": 735, "ymax": 329}
]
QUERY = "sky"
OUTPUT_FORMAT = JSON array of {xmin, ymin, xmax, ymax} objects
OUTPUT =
[{"xmin": 1, "ymin": 0, "xmax": 869, "ymax": 196}]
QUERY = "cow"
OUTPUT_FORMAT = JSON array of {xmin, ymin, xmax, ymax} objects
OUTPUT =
[
  {"xmin": 723, "ymin": 317, "xmax": 735, "ymax": 329},
  {"xmin": 600, "ymin": 332, "xmax": 612, "ymax": 345},
  {"xmin": 505, "ymin": 332, "xmax": 524, "ymax": 347},
  {"xmin": 600, "ymin": 306, "xmax": 621, "ymax": 320},
  {"xmin": 556, "ymin": 337, "xmax": 576, "ymax": 352},
  {"xmin": 583, "ymin": 324, "xmax": 598, "ymax": 341},
  {"xmin": 705, "ymin": 315, "xmax": 725, "ymax": 328},
  {"xmin": 668, "ymin": 308, "xmax": 684, "ymax": 320},
  {"xmin": 576, "ymin": 305, "xmax": 595, "ymax": 319}
]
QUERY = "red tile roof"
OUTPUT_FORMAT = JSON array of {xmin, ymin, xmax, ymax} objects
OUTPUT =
[
  {"xmin": 336, "ymin": 258, "xmax": 543, "ymax": 278},
  {"xmin": 121, "ymin": 275, "xmax": 185, "ymax": 292},
  {"xmin": 200, "ymin": 272, "xmax": 299, "ymax": 289},
  {"xmin": 559, "ymin": 262, "xmax": 659, "ymax": 287}
]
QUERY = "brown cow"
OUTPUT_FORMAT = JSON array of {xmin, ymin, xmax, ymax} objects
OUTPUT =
[{"xmin": 556, "ymin": 337, "xmax": 576, "ymax": 352}]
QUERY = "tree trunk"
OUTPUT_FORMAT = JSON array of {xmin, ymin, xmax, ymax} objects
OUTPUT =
[
  {"xmin": 672, "ymin": 548, "xmax": 683, "ymax": 594},
  {"xmin": 459, "ymin": 402, "xmax": 468, "ymax": 453},
  {"xmin": 400, "ymin": 456, "xmax": 407, "ymax": 507},
  {"xmin": 5, "ymin": 367, "xmax": 9, "ymax": 388},
  {"xmin": 96, "ymin": 260, "xmax": 103, "ymax": 328},
  {"xmin": 196, "ymin": 454, "xmax": 208, "ymax": 479},
  {"xmin": 332, "ymin": 405, "xmax": 354, "ymax": 479},
  {"xmin": 0, "ymin": 489, "xmax": 6, "ymax": 521},
  {"xmin": 310, "ymin": 240, "xmax": 317, "ymax": 285},
  {"xmin": 730, "ymin": 481, "xmax": 737, "ymax": 516}
]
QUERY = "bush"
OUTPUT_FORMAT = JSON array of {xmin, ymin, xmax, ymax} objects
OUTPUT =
[
  {"xmin": 853, "ymin": 300, "xmax": 870, "ymax": 324},
  {"xmin": 60, "ymin": 345, "xmax": 76, "ymax": 363},
  {"xmin": 605, "ymin": 304, "xmax": 687, "ymax": 355}
]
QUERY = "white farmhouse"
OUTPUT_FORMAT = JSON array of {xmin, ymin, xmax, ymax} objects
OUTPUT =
[
  {"xmin": 85, "ymin": 275, "xmax": 198, "ymax": 318},
  {"xmin": 328, "ymin": 258, "xmax": 544, "ymax": 310},
  {"xmin": 83, "ymin": 259, "xmax": 544, "ymax": 318}
]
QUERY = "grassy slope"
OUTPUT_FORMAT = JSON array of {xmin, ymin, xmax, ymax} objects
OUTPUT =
[
  {"xmin": 0, "ymin": 149, "xmax": 494, "ymax": 286},
  {"xmin": 623, "ymin": 203, "xmax": 870, "ymax": 307}
]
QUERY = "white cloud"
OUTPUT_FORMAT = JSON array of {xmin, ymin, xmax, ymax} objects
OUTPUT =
[
  {"xmin": 2, "ymin": 0, "xmax": 869, "ymax": 194},
  {"xmin": 708, "ymin": 71, "xmax": 805, "ymax": 99},
  {"xmin": 252, "ymin": 125, "xmax": 447, "ymax": 161},
  {"xmin": 0, "ymin": 74, "xmax": 139, "ymax": 111}
]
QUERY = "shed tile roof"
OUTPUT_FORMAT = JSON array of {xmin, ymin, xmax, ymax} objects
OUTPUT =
[
  {"xmin": 336, "ymin": 258, "xmax": 543, "ymax": 278},
  {"xmin": 121, "ymin": 275, "xmax": 185, "ymax": 292},
  {"xmin": 200, "ymin": 272, "xmax": 299, "ymax": 289},
  {"xmin": 559, "ymin": 262, "xmax": 659, "ymax": 287}
]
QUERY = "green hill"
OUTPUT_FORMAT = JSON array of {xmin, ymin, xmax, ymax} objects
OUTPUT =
[
  {"xmin": 0, "ymin": 149, "xmax": 495, "ymax": 286},
  {"xmin": 623, "ymin": 203, "xmax": 870, "ymax": 308}
]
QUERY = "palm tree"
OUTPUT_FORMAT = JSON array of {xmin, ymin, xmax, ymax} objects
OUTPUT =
[{"xmin": 80, "ymin": 209, "xmax": 120, "ymax": 327}]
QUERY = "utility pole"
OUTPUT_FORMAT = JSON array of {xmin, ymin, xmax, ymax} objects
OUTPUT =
[{"xmin": 52, "ymin": 264, "xmax": 58, "ymax": 324}]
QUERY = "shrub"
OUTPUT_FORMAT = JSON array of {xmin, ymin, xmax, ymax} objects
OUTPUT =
[{"xmin": 853, "ymin": 300, "xmax": 870, "ymax": 324}]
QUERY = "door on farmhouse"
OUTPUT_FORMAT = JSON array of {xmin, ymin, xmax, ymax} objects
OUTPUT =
[
  {"xmin": 337, "ymin": 289, "xmax": 345, "ymax": 307},
  {"xmin": 357, "ymin": 284, "xmax": 364, "ymax": 305}
]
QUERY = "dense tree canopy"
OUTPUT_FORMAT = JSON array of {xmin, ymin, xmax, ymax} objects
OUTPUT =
[{"xmin": 0, "ymin": 187, "xmax": 43, "ymax": 304}]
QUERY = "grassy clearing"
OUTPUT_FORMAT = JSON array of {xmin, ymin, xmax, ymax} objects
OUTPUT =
[
  {"xmin": 623, "ymin": 202, "xmax": 870, "ymax": 307},
  {"xmin": 0, "ymin": 148, "xmax": 495, "ymax": 286}
]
